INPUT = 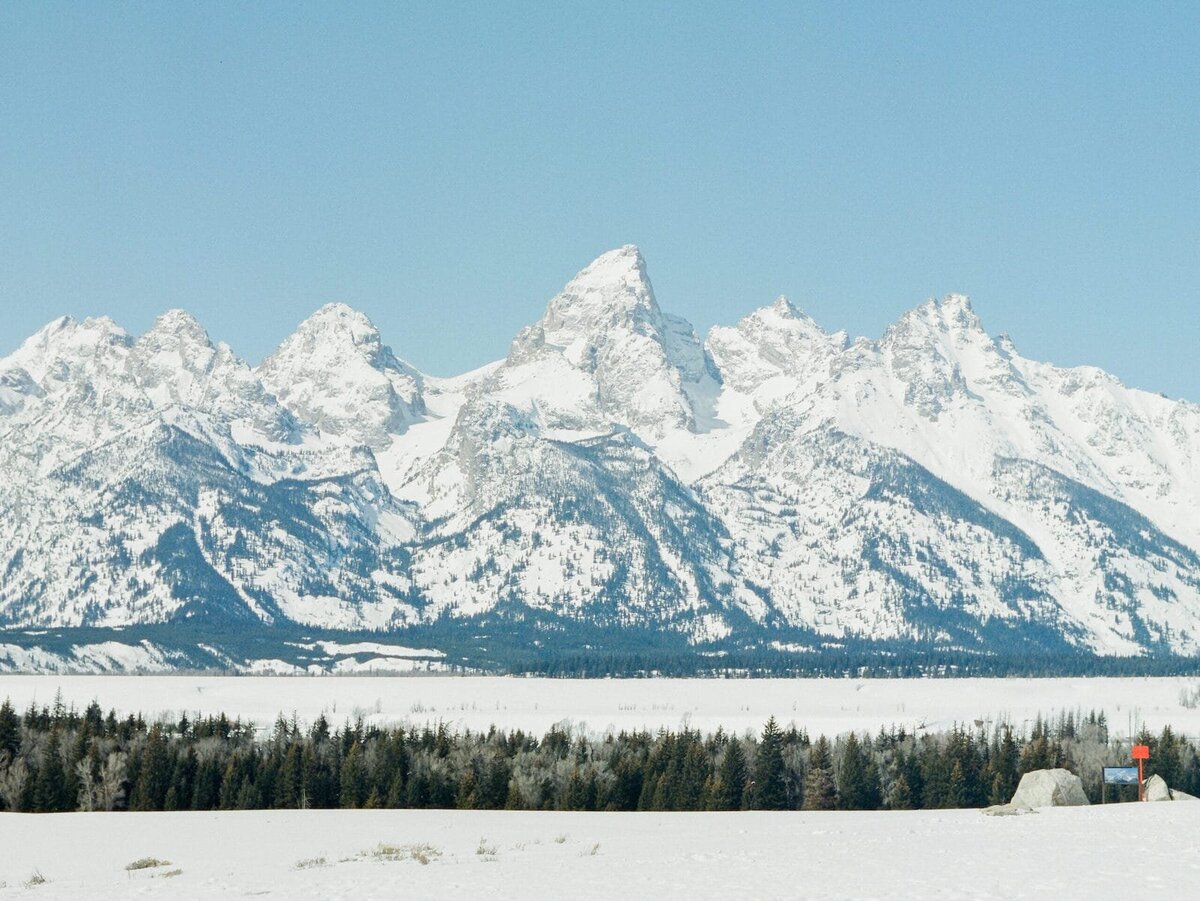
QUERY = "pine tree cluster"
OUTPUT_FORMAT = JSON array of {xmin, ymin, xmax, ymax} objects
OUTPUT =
[{"xmin": 1, "ymin": 698, "xmax": 1196, "ymax": 814}]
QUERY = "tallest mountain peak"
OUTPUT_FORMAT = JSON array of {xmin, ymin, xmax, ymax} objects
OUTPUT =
[
  {"xmin": 513, "ymin": 244, "xmax": 662, "ymax": 365},
  {"xmin": 502, "ymin": 245, "xmax": 714, "ymax": 437},
  {"xmin": 554, "ymin": 245, "xmax": 653, "ymax": 313},
  {"xmin": 574, "ymin": 243, "xmax": 646, "ymax": 277},
  {"xmin": 542, "ymin": 244, "xmax": 657, "ymax": 332}
]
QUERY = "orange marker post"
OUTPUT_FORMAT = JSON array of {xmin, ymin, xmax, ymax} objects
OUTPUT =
[{"xmin": 1132, "ymin": 744, "xmax": 1150, "ymax": 801}]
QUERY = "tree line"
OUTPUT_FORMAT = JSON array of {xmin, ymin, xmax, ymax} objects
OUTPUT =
[{"xmin": 1, "ymin": 697, "xmax": 1197, "ymax": 814}]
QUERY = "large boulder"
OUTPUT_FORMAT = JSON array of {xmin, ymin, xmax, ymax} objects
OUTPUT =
[
  {"xmin": 1146, "ymin": 774, "xmax": 1172, "ymax": 802},
  {"xmin": 1008, "ymin": 768, "xmax": 1090, "ymax": 808},
  {"xmin": 1145, "ymin": 774, "xmax": 1198, "ymax": 801}
]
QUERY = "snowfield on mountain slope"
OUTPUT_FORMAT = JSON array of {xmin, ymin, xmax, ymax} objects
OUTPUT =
[
  {"xmin": 2, "ymin": 244, "xmax": 1200, "ymax": 658},
  {"xmin": 4, "ymin": 675, "xmax": 1200, "ymax": 738},
  {"xmin": 2, "ymin": 805, "xmax": 1198, "ymax": 900}
]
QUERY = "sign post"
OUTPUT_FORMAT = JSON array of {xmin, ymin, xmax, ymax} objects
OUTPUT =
[{"xmin": 1132, "ymin": 744, "xmax": 1150, "ymax": 801}]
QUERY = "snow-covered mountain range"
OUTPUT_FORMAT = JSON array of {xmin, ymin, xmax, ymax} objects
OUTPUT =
[{"xmin": 3, "ymin": 245, "xmax": 1199, "ymax": 670}]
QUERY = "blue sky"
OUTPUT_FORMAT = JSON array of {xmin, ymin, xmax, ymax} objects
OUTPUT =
[{"xmin": 1, "ymin": 2, "xmax": 1197, "ymax": 399}]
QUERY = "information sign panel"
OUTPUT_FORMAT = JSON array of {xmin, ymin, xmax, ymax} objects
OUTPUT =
[{"xmin": 1103, "ymin": 766, "xmax": 1140, "ymax": 785}]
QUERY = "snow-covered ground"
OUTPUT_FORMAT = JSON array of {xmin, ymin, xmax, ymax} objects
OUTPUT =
[
  {"xmin": 3, "ymin": 675, "xmax": 1199, "ymax": 738},
  {"xmin": 2, "ymin": 805, "xmax": 1198, "ymax": 899}
]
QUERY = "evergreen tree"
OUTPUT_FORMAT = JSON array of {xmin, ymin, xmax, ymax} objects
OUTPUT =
[
  {"xmin": 131, "ymin": 725, "xmax": 172, "ymax": 811},
  {"xmin": 277, "ymin": 742, "xmax": 303, "ymax": 808},
  {"xmin": 946, "ymin": 759, "xmax": 967, "ymax": 808},
  {"xmin": 1154, "ymin": 726, "xmax": 1183, "ymax": 790},
  {"xmin": 751, "ymin": 717, "xmax": 788, "ymax": 810},
  {"xmin": 836, "ymin": 733, "xmax": 881, "ymax": 810},
  {"xmin": 988, "ymin": 727, "xmax": 1019, "ymax": 805},
  {"xmin": 0, "ymin": 700, "xmax": 20, "ymax": 758},
  {"xmin": 35, "ymin": 729, "xmax": 69, "ymax": 812},
  {"xmin": 191, "ymin": 757, "xmax": 222, "ymax": 810},
  {"xmin": 803, "ymin": 736, "xmax": 837, "ymax": 810},
  {"xmin": 889, "ymin": 772, "xmax": 914, "ymax": 810},
  {"xmin": 479, "ymin": 759, "xmax": 509, "ymax": 809},
  {"xmin": 218, "ymin": 759, "xmax": 241, "ymax": 810},
  {"xmin": 713, "ymin": 739, "xmax": 748, "ymax": 811},
  {"xmin": 457, "ymin": 766, "xmax": 479, "ymax": 809},
  {"xmin": 677, "ymin": 741, "xmax": 710, "ymax": 810},
  {"xmin": 340, "ymin": 743, "xmax": 367, "ymax": 809},
  {"xmin": 1019, "ymin": 734, "xmax": 1062, "ymax": 774}
]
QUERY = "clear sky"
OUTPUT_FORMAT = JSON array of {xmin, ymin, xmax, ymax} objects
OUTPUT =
[{"xmin": 1, "ymin": 2, "xmax": 1197, "ymax": 400}]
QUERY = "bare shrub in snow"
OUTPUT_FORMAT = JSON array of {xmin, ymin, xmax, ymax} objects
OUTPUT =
[
  {"xmin": 24, "ymin": 870, "xmax": 47, "ymax": 888},
  {"xmin": 0, "ymin": 752, "xmax": 29, "ymax": 812},
  {"xmin": 78, "ymin": 752, "xmax": 127, "ymax": 812}
]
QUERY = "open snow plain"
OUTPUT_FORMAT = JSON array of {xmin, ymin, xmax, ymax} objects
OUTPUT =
[
  {"xmin": 3, "ymin": 675, "xmax": 1200, "ymax": 738},
  {"xmin": 2, "ymin": 805, "xmax": 1199, "ymax": 900}
]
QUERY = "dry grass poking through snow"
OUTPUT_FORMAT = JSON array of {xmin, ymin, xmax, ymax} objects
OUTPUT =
[
  {"xmin": 124, "ymin": 858, "xmax": 171, "ymax": 871},
  {"xmin": 23, "ymin": 870, "xmax": 48, "ymax": 888},
  {"xmin": 362, "ymin": 843, "xmax": 443, "ymax": 865}
]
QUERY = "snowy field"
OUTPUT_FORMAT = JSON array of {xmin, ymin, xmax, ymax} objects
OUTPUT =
[
  {"xmin": 2, "ymin": 805, "xmax": 1199, "ymax": 899},
  {"xmin": 3, "ymin": 675, "xmax": 1200, "ymax": 738}
]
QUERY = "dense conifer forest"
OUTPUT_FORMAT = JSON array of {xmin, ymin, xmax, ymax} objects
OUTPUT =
[{"xmin": 1, "ymin": 696, "xmax": 1196, "ymax": 814}]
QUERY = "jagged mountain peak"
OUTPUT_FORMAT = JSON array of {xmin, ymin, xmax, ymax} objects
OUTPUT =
[
  {"xmin": 262, "ymin": 302, "xmax": 420, "ymax": 382},
  {"xmin": 10, "ymin": 311, "xmax": 126, "ymax": 353},
  {"xmin": 133, "ymin": 310, "xmax": 221, "ymax": 374},
  {"xmin": 887, "ymin": 292, "xmax": 989, "ymax": 344},
  {"xmin": 498, "ymin": 246, "xmax": 715, "ymax": 438},
  {"xmin": 873, "ymin": 292, "xmax": 1024, "ymax": 418},
  {"xmin": 706, "ymin": 295, "xmax": 842, "ymax": 396},
  {"xmin": 258, "ymin": 303, "xmax": 425, "ymax": 447},
  {"xmin": 145, "ymin": 308, "xmax": 211, "ymax": 341},
  {"xmin": 125, "ymin": 308, "xmax": 299, "ymax": 440},
  {"xmin": 744, "ymin": 295, "xmax": 826, "ymax": 333},
  {"xmin": 4, "ymin": 314, "xmax": 130, "ymax": 388},
  {"xmin": 515, "ymin": 245, "xmax": 660, "ymax": 362},
  {"xmin": 563, "ymin": 243, "xmax": 648, "ymax": 294},
  {"xmin": 292, "ymin": 302, "xmax": 383, "ymax": 346}
]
